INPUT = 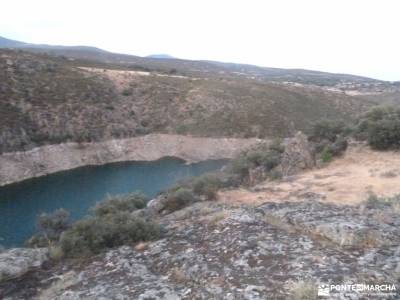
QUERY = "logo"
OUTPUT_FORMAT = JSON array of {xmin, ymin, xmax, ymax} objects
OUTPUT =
[
  {"xmin": 317, "ymin": 283, "xmax": 397, "ymax": 297},
  {"xmin": 318, "ymin": 284, "xmax": 330, "ymax": 297}
]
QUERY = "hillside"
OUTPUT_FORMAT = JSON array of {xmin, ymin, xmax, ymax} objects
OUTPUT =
[{"xmin": 0, "ymin": 48, "xmax": 375, "ymax": 154}]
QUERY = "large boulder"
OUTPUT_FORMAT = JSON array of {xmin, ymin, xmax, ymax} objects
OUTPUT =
[
  {"xmin": 0, "ymin": 248, "xmax": 48, "ymax": 282},
  {"xmin": 280, "ymin": 131, "xmax": 315, "ymax": 176},
  {"xmin": 146, "ymin": 194, "xmax": 169, "ymax": 216},
  {"xmin": 147, "ymin": 195, "xmax": 165, "ymax": 212}
]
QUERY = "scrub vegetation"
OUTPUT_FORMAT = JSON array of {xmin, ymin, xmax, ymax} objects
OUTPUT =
[
  {"xmin": 355, "ymin": 106, "xmax": 400, "ymax": 150},
  {"xmin": 28, "ymin": 193, "xmax": 161, "ymax": 258}
]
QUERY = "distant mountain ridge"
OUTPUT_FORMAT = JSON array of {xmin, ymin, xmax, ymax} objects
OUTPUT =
[
  {"xmin": 146, "ymin": 54, "xmax": 176, "ymax": 59},
  {"xmin": 0, "ymin": 35, "xmax": 388, "ymax": 86},
  {"xmin": 0, "ymin": 36, "xmax": 28, "ymax": 48},
  {"xmin": 0, "ymin": 36, "xmax": 106, "ymax": 53}
]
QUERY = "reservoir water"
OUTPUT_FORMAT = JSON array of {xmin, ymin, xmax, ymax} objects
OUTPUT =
[{"xmin": 0, "ymin": 158, "xmax": 227, "ymax": 247}]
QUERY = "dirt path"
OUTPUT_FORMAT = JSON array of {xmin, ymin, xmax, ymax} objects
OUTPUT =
[
  {"xmin": 219, "ymin": 143, "xmax": 400, "ymax": 206},
  {"xmin": 79, "ymin": 67, "xmax": 195, "ymax": 92}
]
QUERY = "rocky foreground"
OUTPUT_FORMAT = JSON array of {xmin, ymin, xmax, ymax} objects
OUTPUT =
[{"xmin": 2, "ymin": 197, "xmax": 399, "ymax": 299}]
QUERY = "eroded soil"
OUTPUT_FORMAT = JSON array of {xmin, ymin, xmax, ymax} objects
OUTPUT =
[{"xmin": 220, "ymin": 142, "xmax": 400, "ymax": 206}]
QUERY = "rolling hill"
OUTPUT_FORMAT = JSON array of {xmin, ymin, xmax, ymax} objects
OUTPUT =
[{"xmin": 0, "ymin": 47, "xmax": 377, "ymax": 154}]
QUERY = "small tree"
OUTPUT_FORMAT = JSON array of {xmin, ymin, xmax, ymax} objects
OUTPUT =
[
  {"xmin": 309, "ymin": 120, "xmax": 348, "ymax": 142},
  {"xmin": 28, "ymin": 208, "xmax": 70, "ymax": 247},
  {"xmin": 355, "ymin": 106, "xmax": 400, "ymax": 150},
  {"xmin": 92, "ymin": 192, "xmax": 146, "ymax": 217},
  {"xmin": 367, "ymin": 119, "xmax": 400, "ymax": 150},
  {"xmin": 60, "ymin": 212, "xmax": 161, "ymax": 258},
  {"xmin": 164, "ymin": 188, "xmax": 197, "ymax": 212},
  {"xmin": 192, "ymin": 174, "xmax": 222, "ymax": 200}
]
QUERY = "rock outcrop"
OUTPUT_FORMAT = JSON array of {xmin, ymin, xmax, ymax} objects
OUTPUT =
[
  {"xmin": 0, "ymin": 248, "xmax": 48, "ymax": 283},
  {"xmin": 280, "ymin": 131, "xmax": 315, "ymax": 176},
  {"xmin": 0, "ymin": 134, "xmax": 262, "ymax": 186},
  {"xmin": 5, "ymin": 200, "xmax": 399, "ymax": 299}
]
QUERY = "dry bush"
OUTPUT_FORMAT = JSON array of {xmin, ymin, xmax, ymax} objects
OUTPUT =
[{"xmin": 287, "ymin": 280, "xmax": 318, "ymax": 300}]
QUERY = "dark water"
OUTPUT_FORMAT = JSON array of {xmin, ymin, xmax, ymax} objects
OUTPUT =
[{"xmin": 0, "ymin": 158, "xmax": 227, "ymax": 247}]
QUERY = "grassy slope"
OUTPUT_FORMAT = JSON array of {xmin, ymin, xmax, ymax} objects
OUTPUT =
[{"xmin": 0, "ymin": 49, "xmax": 374, "ymax": 154}]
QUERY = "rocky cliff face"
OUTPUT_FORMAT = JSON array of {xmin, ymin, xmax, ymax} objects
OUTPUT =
[{"xmin": 0, "ymin": 134, "xmax": 262, "ymax": 186}]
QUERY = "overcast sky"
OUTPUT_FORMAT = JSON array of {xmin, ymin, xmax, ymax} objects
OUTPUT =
[{"xmin": 2, "ymin": 0, "xmax": 399, "ymax": 81}]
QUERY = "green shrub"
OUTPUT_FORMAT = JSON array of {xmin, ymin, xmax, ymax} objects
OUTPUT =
[
  {"xmin": 310, "ymin": 120, "xmax": 348, "ymax": 142},
  {"xmin": 60, "ymin": 212, "xmax": 161, "ymax": 258},
  {"xmin": 367, "ymin": 119, "xmax": 400, "ymax": 150},
  {"xmin": 364, "ymin": 193, "xmax": 400, "ymax": 209},
  {"xmin": 27, "ymin": 192, "xmax": 161, "ymax": 258},
  {"xmin": 192, "ymin": 174, "xmax": 222, "ymax": 200},
  {"xmin": 313, "ymin": 139, "xmax": 330, "ymax": 154},
  {"xmin": 363, "ymin": 106, "xmax": 394, "ymax": 122},
  {"xmin": 217, "ymin": 172, "xmax": 241, "ymax": 188},
  {"xmin": 320, "ymin": 147, "xmax": 333, "ymax": 163},
  {"xmin": 121, "ymin": 88, "xmax": 132, "ymax": 96},
  {"xmin": 228, "ymin": 142, "xmax": 283, "ymax": 183},
  {"xmin": 261, "ymin": 151, "xmax": 282, "ymax": 171},
  {"xmin": 268, "ymin": 169, "xmax": 283, "ymax": 180},
  {"xmin": 164, "ymin": 188, "xmax": 197, "ymax": 212},
  {"xmin": 246, "ymin": 150, "xmax": 280, "ymax": 170},
  {"xmin": 92, "ymin": 192, "xmax": 146, "ymax": 217},
  {"xmin": 327, "ymin": 136, "xmax": 348, "ymax": 156},
  {"xmin": 165, "ymin": 171, "xmax": 237, "ymax": 205},
  {"xmin": 27, "ymin": 208, "xmax": 70, "ymax": 247},
  {"xmin": 310, "ymin": 120, "xmax": 349, "ymax": 159},
  {"xmin": 365, "ymin": 193, "xmax": 382, "ymax": 207},
  {"xmin": 175, "ymin": 124, "xmax": 188, "ymax": 134},
  {"xmin": 230, "ymin": 155, "xmax": 251, "ymax": 179},
  {"xmin": 247, "ymin": 142, "xmax": 283, "ymax": 170},
  {"xmin": 355, "ymin": 106, "xmax": 400, "ymax": 150}
]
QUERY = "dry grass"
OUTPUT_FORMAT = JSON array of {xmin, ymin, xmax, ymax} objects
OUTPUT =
[
  {"xmin": 202, "ymin": 210, "xmax": 230, "ymax": 226},
  {"xmin": 262, "ymin": 214, "xmax": 295, "ymax": 232},
  {"xmin": 48, "ymin": 245, "xmax": 64, "ymax": 261},
  {"xmin": 134, "ymin": 242, "xmax": 149, "ymax": 251},
  {"xmin": 393, "ymin": 202, "xmax": 400, "ymax": 214},
  {"xmin": 37, "ymin": 271, "xmax": 79, "ymax": 300},
  {"xmin": 170, "ymin": 267, "xmax": 189, "ymax": 283},
  {"xmin": 287, "ymin": 279, "xmax": 318, "ymax": 300},
  {"xmin": 219, "ymin": 143, "xmax": 400, "ymax": 206}
]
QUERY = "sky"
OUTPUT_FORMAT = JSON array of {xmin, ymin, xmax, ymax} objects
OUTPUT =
[{"xmin": 1, "ymin": 0, "xmax": 399, "ymax": 81}]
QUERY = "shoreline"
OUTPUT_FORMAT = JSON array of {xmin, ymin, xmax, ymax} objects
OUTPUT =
[{"xmin": 0, "ymin": 134, "xmax": 263, "ymax": 187}]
